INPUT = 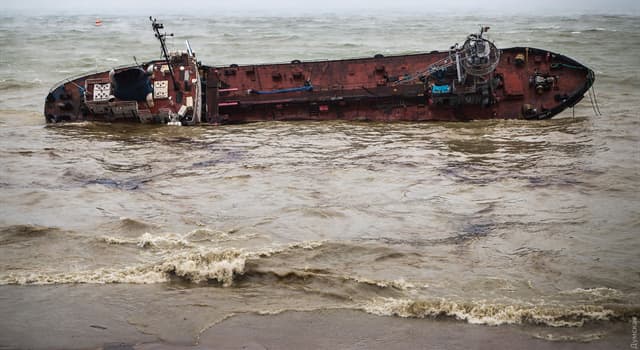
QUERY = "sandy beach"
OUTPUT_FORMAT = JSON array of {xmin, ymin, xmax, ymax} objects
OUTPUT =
[
  {"xmin": 128, "ymin": 310, "xmax": 629, "ymax": 350},
  {"xmin": 195, "ymin": 310, "xmax": 631, "ymax": 350},
  {"xmin": 4, "ymin": 308, "xmax": 628, "ymax": 350}
]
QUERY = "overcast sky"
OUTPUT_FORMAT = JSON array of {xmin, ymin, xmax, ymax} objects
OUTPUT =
[{"xmin": 3, "ymin": 0, "xmax": 639, "ymax": 15}]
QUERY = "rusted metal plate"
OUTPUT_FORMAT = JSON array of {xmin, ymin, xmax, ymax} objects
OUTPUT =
[{"xmin": 209, "ymin": 47, "xmax": 592, "ymax": 122}]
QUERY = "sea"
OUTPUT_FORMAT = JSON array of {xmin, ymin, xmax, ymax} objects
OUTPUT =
[{"xmin": 0, "ymin": 12, "xmax": 639, "ymax": 349}]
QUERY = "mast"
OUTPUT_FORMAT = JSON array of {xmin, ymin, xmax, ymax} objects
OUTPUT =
[{"xmin": 150, "ymin": 16, "xmax": 180, "ymax": 91}]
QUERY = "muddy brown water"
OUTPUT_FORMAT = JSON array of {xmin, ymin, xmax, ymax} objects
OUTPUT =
[{"xmin": 0, "ymin": 13, "xmax": 639, "ymax": 348}]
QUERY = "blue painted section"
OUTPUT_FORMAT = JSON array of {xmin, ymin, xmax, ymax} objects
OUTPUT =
[
  {"xmin": 432, "ymin": 85, "xmax": 451, "ymax": 94},
  {"xmin": 250, "ymin": 84, "xmax": 313, "ymax": 95}
]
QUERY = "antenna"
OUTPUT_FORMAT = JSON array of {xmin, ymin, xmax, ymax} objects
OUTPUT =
[
  {"xmin": 185, "ymin": 40, "xmax": 194, "ymax": 57},
  {"xmin": 150, "ymin": 16, "xmax": 180, "ymax": 91}
]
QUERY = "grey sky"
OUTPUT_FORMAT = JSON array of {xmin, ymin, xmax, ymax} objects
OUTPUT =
[{"xmin": 4, "ymin": 0, "xmax": 639, "ymax": 15}]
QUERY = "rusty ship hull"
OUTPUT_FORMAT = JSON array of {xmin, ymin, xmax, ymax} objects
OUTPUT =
[
  {"xmin": 44, "ymin": 21, "xmax": 595, "ymax": 125},
  {"xmin": 45, "ymin": 54, "xmax": 202, "ymax": 125}
]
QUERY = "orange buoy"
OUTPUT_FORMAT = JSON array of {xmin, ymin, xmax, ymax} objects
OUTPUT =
[{"xmin": 95, "ymin": 19, "xmax": 102, "ymax": 26}]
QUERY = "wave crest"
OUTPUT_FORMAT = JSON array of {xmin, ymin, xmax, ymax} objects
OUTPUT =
[
  {"xmin": 0, "ymin": 241, "xmax": 329, "ymax": 286},
  {"xmin": 158, "ymin": 249, "xmax": 245, "ymax": 286},
  {"xmin": 98, "ymin": 228, "xmax": 263, "ymax": 249},
  {"xmin": 362, "ymin": 297, "xmax": 618, "ymax": 327},
  {"xmin": 0, "ymin": 247, "xmax": 247, "ymax": 287}
]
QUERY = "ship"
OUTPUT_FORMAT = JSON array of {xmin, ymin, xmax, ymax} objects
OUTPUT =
[{"xmin": 44, "ymin": 18, "xmax": 595, "ymax": 125}]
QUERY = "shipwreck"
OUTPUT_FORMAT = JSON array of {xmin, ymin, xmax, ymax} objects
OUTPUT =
[{"xmin": 44, "ymin": 18, "xmax": 596, "ymax": 125}]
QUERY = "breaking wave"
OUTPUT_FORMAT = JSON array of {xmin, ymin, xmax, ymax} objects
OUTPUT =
[
  {"xmin": 1, "ymin": 232, "xmax": 638, "ymax": 328},
  {"xmin": 97, "ymin": 227, "xmax": 263, "ymax": 248},
  {"xmin": 159, "ymin": 249, "xmax": 246, "ymax": 286},
  {"xmin": 0, "ymin": 240, "xmax": 413, "ymax": 294},
  {"xmin": 361, "ymin": 297, "xmax": 631, "ymax": 327},
  {"xmin": 0, "ymin": 247, "xmax": 246, "ymax": 286},
  {"xmin": 98, "ymin": 232, "xmax": 193, "ymax": 249},
  {"xmin": 0, "ymin": 241, "xmax": 326, "ymax": 287}
]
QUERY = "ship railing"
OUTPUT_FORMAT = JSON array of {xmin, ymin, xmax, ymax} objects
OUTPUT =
[{"xmin": 47, "ymin": 63, "xmax": 147, "ymax": 93}]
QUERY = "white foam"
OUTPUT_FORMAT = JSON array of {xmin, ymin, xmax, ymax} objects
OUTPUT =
[
  {"xmin": 559, "ymin": 287, "xmax": 623, "ymax": 299},
  {"xmin": 99, "ymin": 232, "xmax": 194, "ymax": 249},
  {"xmin": 286, "ymin": 240, "xmax": 326, "ymax": 250},
  {"xmin": 0, "ymin": 240, "xmax": 401, "ymax": 289},
  {"xmin": 184, "ymin": 228, "xmax": 230, "ymax": 242},
  {"xmin": 248, "ymin": 240, "xmax": 326, "ymax": 259},
  {"xmin": 98, "ymin": 236, "xmax": 131, "ymax": 245},
  {"xmin": 136, "ymin": 232, "xmax": 192, "ymax": 248},
  {"xmin": 350, "ymin": 276, "xmax": 416, "ymax": 290},
  {"xmin": 361, "ymin": 297, "xmax": 616, "ymax": 327},
  {"xmin": 157, "ymin": 249, "xmax": 246, "ymax": 286},
  {"xmin": 1, "ymin": 238, "xmax": 330, "ymax": 286},
  {"xmin": 0, "ymin": 247, "xmax": 247, "ymax": 286},
  {"xmin": 0, "ymin": 266, "xmax": 168, "ymax": 285}
]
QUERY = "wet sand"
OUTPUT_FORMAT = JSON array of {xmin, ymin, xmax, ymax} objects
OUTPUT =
[
  {"xmin": 0, "ymin": 285, "xmax": 631, "ymax": 349},
  {"xmin": 0, "ymin": 285, "xmax": 631, "ymax": 350},
  {"xmin": 192, "ymin": 310, "xmax": 629, "ymax": 350},
  {"xmin": 133, "ymin": 310, "xmax": 627, "ymax": 350},
  {"xmin": 142, "ymin": 310, "xmax": 631, "ymax": 350}
]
